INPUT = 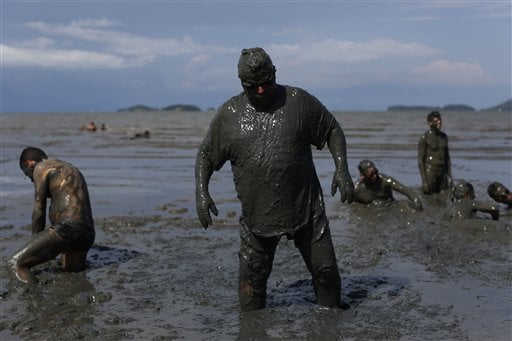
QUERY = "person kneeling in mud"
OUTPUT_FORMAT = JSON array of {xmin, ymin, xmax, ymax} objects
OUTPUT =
[
  {"xmin": 9, "ymin": 147, "xmax": 95, "ymax": 284},
  {"xmin": 487, "ymin": 182, "xmax": 512, "ymax": 210},
  {"xmin": 354, "ymin": 159, "xmax": 423, "ymax": 210},
  {"xmin": 445, "ymin": 180, "xmax": 499, "ymax": 221}
]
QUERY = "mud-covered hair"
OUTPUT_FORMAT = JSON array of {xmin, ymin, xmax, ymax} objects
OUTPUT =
[
  {"xmin": 19, "ymin": 147, "xmax": 48, "ymax": 167},
  {"xmin": 487, "ymin": 182, "xmax": 508, "ymax": 200},
  {"xmin": 358, "ymin": 159, "xmax": 377, "ymax": 174},
  {"xmin": 452, "ymin": 180, "xmax": 474, "ymax": 201},
  {"xmin": 427, "ymin": 111, "xmax": 441, "ymax": 122},
  {"xmin": 237, "ymin": 47, "xmax": 276, "ymax": 86}
]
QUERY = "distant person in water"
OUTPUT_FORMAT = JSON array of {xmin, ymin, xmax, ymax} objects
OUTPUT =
[
  {"xmin": 9, "ymin": 147, "xmax": 95, "ymax": 284},
  {"xmin": 354, "ymin": 159, "xmax": 423, "ymax": 210},
  {"xmin": 445, "ymin": 180, "xmax": 499, "ymax": 221},
  {"xmin": 195, "ymin": 47, "xmax": 354, "ymax": 311},
  {"xmin": 80, "ymin": 121, "xmax": 97, "ymax": 132},
  {"xmin": 487, "ymin": 182, "xmax": 512, "ymax": 210},
  {"xmin": 418, "ymin": 111, "xmax": 453, "ymax": 194},
  {"xmin": 130, "ymin": 130, "xmax": 150, "ymax": 140}
]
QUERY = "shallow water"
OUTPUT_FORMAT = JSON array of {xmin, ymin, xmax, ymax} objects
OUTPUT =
[{"xmin": 1, "ymin": 110, "xmax": 511, "ymax": 340}]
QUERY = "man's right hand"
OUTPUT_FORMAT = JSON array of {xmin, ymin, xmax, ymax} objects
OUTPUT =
[{"xmin": 196, "ymin": 191, "xmax": 218, "ymax": 229}]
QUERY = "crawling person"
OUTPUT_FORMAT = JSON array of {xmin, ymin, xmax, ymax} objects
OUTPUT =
[
  {"xmin": 445, "ymin": 180, "xmax": 499, "ymax": 221},
  {"xmin": 487, "ymin": 182, "xmax": 512, "ymax": 210},
  {"xmin": 9, "ymin": 147, "xmax": 95, "ymax": 284},
  {"xmin": 354, "ymin": 159, "xmax": 423, "ymax": 210}
]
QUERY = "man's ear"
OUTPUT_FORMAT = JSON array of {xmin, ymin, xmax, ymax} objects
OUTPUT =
[{"xmin": 26, "ymin": 160, "xmax": 37, "ymax": 167}]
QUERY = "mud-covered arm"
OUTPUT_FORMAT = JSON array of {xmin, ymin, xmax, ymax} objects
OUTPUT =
[
  {"xmin": 328, "ymin": 124, "xmax": 354, "ymax": 203},
  {"xmin": 445, "ymin": 143, "xmax": 453, "ymax": 187},
  {"xmin": 31, "ymin": 167, "xmax": 49, "ymax": 234},
  {"xmin": 417, "ymin": 136, "xmax": 427, "ymax": 183},
  {"xmin": 195, "ymin": 113, "xmax": 228, "ymax": 229},
  {"xmin": 474, "ymin": 201, "xmax": 500, "ymax": 221},
  {"xmin": 386, "ymin": 176, "xmax": 423, "ymax": 210},
  {"xmin": 195, "ymin": 143, "xmax": 220, "ymax": 229},
  {"xmin": 354, "ymin": 181, "xmax": 375, "ymax": 204}
]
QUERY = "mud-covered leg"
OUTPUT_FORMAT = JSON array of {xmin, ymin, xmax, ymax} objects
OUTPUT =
[
  {"xmin": 61, "ymin": 251, "xmax": 88, "ymax": 272},
  {"xmin": 297, "ymin": 223, "xmax": 341, "ymax": 308},
  {"xmin": 9, "ymin": 229, "xmax": 66, "ymax": 284},
  {"xmin": 238, "ymin": 224, "xmax": 279, "ymax": 311}
]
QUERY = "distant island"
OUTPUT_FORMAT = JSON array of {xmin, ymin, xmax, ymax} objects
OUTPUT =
[
  {"xmin": 387, "ymin": 99, "xmax": 511, "ymax": 112},
  {"xmin": 479, "ymin": 99, "xmax": 512, "ymax": 112},
  {"xmin": 118, "ymin": 104, "xmax": 202, "ymax": 112}
]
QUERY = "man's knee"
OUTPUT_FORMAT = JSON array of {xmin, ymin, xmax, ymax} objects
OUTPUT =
[
  {"xmin": 315, "ymin": 264, "xmax": 340, "ymax": 285},
  {"xmin": 238, "ymin": 250, "xmax": 273, "ymax": 311}
]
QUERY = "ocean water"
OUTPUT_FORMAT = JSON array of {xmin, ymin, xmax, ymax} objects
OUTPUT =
[{"xmin": 1, "ymin": 110, "xmax": 511, "ymax": 340}]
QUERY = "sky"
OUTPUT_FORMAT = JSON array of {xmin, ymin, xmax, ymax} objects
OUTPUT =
[{"xmin": 1, "ymin": 0, "xmax": 511, "ymax": 112}]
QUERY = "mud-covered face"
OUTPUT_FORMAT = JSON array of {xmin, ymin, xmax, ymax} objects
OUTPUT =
[
  {"xmin": 452, "ymin": 181, "xmax": 475, "ymax": 200},
  {"xmin": 493, "ymin": 185, "xmax": 510, "ymax": 202},
  {"xmin": 428, "ymin": 116, "xmax": 442, "ymax": 130},
  {"xmin": 238, "ymin": 47, "xmax": 277, "ymax": 110},
  {"xmin": 242, "ymin": 79, "xmax": 277, "ymax": 111},
  {"xmin": 364, "ymin": 167, "xmax": 379, "ymax": 183},
  {"xmin": 20, "ymin": 162, "xmax": 34, "ymax": 182}
]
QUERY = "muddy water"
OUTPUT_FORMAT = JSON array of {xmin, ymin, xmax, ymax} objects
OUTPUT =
[{"xmin": 1, "ymin": 110, "xmax": 511, "ymax": 340}]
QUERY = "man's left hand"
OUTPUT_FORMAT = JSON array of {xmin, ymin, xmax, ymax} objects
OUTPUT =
[{"xmin": 331, "ymin": 171, "xmax": 355, "ymax": 204}]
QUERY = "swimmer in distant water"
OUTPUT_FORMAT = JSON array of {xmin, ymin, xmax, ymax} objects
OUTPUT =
[
  {"xmin": 354, "ymin": 159, "xmax": 423, "ymax": 210},
  {"xmin": 487, "ymin": 182, "xmax": 512, "ymax": 210},
  {"xmin": 130, "ymin": 130, "xmax": 150, "ymax": 140},
  {"xmin": 9, "ymin": 147, "xmax": 95, "ymax": 284},
  {"xmin": 418, "ymin": 111, "xmax": 452, "ymax": 194},
  {"xmin": 80, "ymin": 121, "xmax": 97, "ymax": 132},
  {"xmin": 445, "ymin": 180, "xmax": 499, "ymax": 221}
]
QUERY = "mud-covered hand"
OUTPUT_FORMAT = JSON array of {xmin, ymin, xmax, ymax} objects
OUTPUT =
[
  {"xmin": 447, "ymin": 174, "xmax": 454, "ymax": 189},
  {"xmin": 331, "ymin": 170, "xmax": 355, "ymax": 204},
  {"xmin": 196, "ymin": 190, "xmax": 218, "ymax": 229},
  {"xmin": 409, "ymin": 197, "xmax": 423, "ymax": 211}
]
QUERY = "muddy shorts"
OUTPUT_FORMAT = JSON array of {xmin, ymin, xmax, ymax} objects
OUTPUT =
[{"xmin": 50, "ymin": 221, "xmax": 95, "ymax": 251}]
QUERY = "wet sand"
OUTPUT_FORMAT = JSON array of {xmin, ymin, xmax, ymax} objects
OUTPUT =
[{"xmin": 1, "ymin": 110, "xmax": 511, "ymax": 340}]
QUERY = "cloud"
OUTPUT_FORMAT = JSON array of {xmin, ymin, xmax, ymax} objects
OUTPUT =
[
  {"xmin": 1, "ymin": 19, "xmax": 236, "ymax": 70},
  {"xmin": 268, "ymin": 38, "xmax": 440, "ymax": 65},
  {"xmin": 1, "ymin": 44, "xmax": 133, "ymax": 69},
  {"xmin": 25, "ymin": 20, "xmax": 205, "ymax": 58},
  {"xmin": 3, "ymin": 18, "xmax": 443, "ymax": 72},
  {"xmin": 412, "ymin": 59, "xmax": 493, "ymax": 85}
]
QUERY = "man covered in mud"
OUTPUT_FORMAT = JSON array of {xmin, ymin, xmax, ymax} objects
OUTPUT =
[
  {"xmin": 354, "ymin": 159, "xmax": 423, "ymax": 210},
  {"xmin": 445, "ymin": 180, "xmax": 499, "ymax": 221},
  {"xmin": 418, "ymin": 111, "xmax": 453, "ymax": 194},
  {"xmin": 9, "ymin": 147, "xmax": 95, "ymax": 284},
  {"xmin": 195, "ymin": 47, "xmax": 354, "ymax": 311},
  {"xmin": 487, "ymin": 182, "xmax": 512, "ymax": 210}
]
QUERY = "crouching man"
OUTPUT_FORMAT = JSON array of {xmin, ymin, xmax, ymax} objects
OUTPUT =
[{"xmin": 9, "ymin": 147, "xmax": 95, "ymax": 284}]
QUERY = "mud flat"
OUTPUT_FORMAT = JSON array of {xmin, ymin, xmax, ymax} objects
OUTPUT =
[{"xmin": 1, "ymin": 110, "xmax": 510, "ymax": 339}]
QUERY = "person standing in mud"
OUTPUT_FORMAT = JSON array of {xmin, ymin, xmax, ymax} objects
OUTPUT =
[
  {"xmin": 9, "ymin": 147, "xmax": 95, "ymax": 284},
  {"xmin": 445, "ymin": 180, "xmax": 499, "ymax": 221},
  {"xmin": 354, "ymin": 159, "xmax": 423, "ymax": 210},
  {"xmin": 487, "ymin": 182, "xmax": 512, "ymax": 210},
  {"xmin": 195, "ymin": 47, "xmax": 354, "ymax": 311},
  {"xmin": 418, "ymin": 111, "xmax": 453, "ymax": 194}
]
